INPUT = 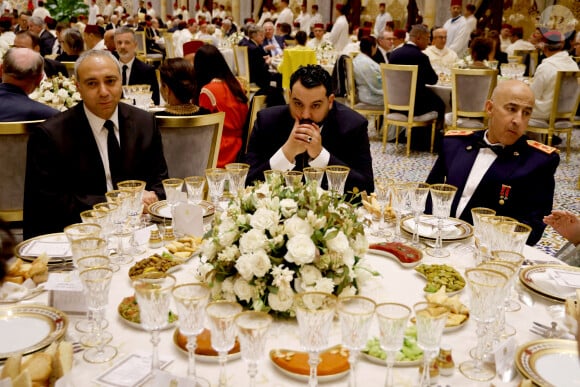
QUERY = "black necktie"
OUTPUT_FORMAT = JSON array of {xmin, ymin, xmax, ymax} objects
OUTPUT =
[
  {"xmin": 104, "ymin": 120, "xmax": 121, "ymax": 185},
  {"xmin": 294, "ymin": 152, "xmax": 308, "ymax": 171},
  {"xmin": 122, "ymin": 64, "xmax": 128, "ymax": 86},
  {"xmin": 476, "ymin": 138, "xmax": 504, "ymax": 156}
]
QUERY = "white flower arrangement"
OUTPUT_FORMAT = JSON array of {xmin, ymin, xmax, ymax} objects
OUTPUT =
[
  {"xmin": 29, "ymin": 73, "xmax": 81, "ymax": 111},
  {"xmin": 316, "ymin": 40, "xmax": 334, "ymax": 53},
  {"xmin": 228, "ymin": 32, "xmax": 246, "ymax": 46},
  {"xmin": 455, "ymin": 55, "xmax": 473, "ymax": 69},
  {"xmin": 197, "ymin": 177, "xmax": 375, "ymax": 317}
]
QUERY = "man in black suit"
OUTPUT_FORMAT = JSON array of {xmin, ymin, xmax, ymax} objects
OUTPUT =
[
  {"xmin": 245, "ymin": 65, "xmax": 374, "ymax": 195},
  {"xmin": 373, "ymin": 29, "xmax": 394, "ymax": 64},
  {"xmin": 0, "ymin": 47, "xmax": 59, "ymax": 121},
  {"xmin": 13, "ymin": 31, "xmax": 67, "ymax": 78},
  {"xmin": 114, "ymin": 26, "xmax": 160, "ymax": 105},
  {"xmin": 27, "ymin": 15, "xmax": 55, "ymax": 57},
  {"xmin": 23, "ymin": 50, "xmax": 169, "ymax": 238},
  {"xmin": 262, "ymin": 20, "xmax": 285, "ymax": 57},
  {"xmin": 389, "ymin": 24, "xmax": 445, "ymax": 149}
]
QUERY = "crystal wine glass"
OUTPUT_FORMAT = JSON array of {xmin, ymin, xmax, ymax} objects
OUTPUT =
[
  {"xmin": 426, "ymin": 184, "xmax": 457, "ymax": 258},
  {"xmin": 225, "ymin": 163, "xmax": 250, "ymax": 198},
  {"xmin": 414, "ymin": 302, "xmax": 449, "ymax": 387},
  {"xmin": 64, "ymin": 223, "xmax": 102, "ymax": 269},
  {"xmin": 407, "ymin": 182, "xmax": 430, "ymax": 247},
  {"xmin": 478, "ymin": 215, "xmax": 517, "ymax": 263},
  {"xmin": 184, "ymin": 176, "xmax": 206, "ymax": 205},
  {"xmin": 263, "ymin": 169, "xmax": 283, "ymax": 186},
  {"xmin": 294, "ymin": 292, "xmax": 337, "ymax": 387},
  {"xmin": 371, "ymin": 177, "xmax": 393, "ymax": 238},
  {"xmin": 172, "ymin": 283, "xmax": 211, "ymax": 387},
  {"xmin": 375, "ymin": 303, "xmax": 411, "ymax": 387},
  {"xmin": 459, "ymin": 268, "xmax": 507, "ymax": 381},
  {"xmin": 325, "ymin": 165, "xmax": 350, "ymax": 196},
  {"xmin": 470, "ymin": 207, "xmax": 496, "ymax": 264},
  {"xmin": 205, "ymin": 168, "xmax": 228, "ymax": 209},
  {"xmin": 117, "ymin": 180, "xmax": 146, "ymax": 227},
  {"xmin": 283, "ymin": 170, "xmax": 304, "ymax": 188},
  {"xmin": 206, "ymin": 301, "xmax": 243, "ymax": 387},
  {"xmin": 79, "ymin": 267, "xmax": 116, "ymax": 363},
  {"xmin": 105, "ymin": 189, "xmax": 134, "ymax": 265},
  {"xmin": 234, "ymin": 311, "xmax": 273, "ymax": 387},
  {"xmin": 303, "ymin": 167, "xmax": 325, "ymax": 188},
  {"xmin": 491, "ymin": 250, "xmax": 525, "ymax": 312},
  {"xmin": 337, "ymin": 296, "xmax": 376, "ymax": 387},
  {"xmin": 479, "ymin": 261, "xmax": 517, "ymax": 341},
  {"xmin": 389, "ymin": 183, "xmax": 410, "ymax": 242},
  {"xmin": 133, "ymin": 273, "xmax": 176, "ymax": 373},
  {"xmin": 162, "ymin": 178, "xmax": 184, "ymax": 229},
  {"xmin": 79, "ymin": 209, "xmax": 108, "ymax": 236}
]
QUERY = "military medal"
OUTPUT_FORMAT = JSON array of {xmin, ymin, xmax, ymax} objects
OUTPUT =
[{"xmin": 499, "ymin": 184, "xmax": 511, "ymax": 205}]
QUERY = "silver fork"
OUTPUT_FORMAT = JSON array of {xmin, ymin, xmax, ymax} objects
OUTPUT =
[{"xmin": 530, "ymin": 321, "xmax": 575, "ymax": 339}]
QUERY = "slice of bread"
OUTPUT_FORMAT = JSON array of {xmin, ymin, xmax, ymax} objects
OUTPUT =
[
  {"xmin": 11, "ymin": 370, "xmax": 32, "ymax": 387},
  {"xmin": 21, "ymin": 353, "xmax": 52, "ymax": 382},
  {"xmin": 55, "ymin": 342, "xmax": 73, "ymax": 379},
  {"xmin": 1, "ymin": 353, "xmax": 22, "ymax": 379}
]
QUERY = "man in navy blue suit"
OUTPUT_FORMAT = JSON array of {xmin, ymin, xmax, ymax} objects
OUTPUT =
[
  {"xmin": 245, "ymin": 65, "xmax": 374, "ymax": 195},
  {"xmin": 0, "ymin": 47, "xmax": 59, "ymax": 121},
  {"xmin": 426, "ymin": 80, "xmax": 560, "ymax": 245}
]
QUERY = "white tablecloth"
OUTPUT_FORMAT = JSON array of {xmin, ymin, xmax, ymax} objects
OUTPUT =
[{"xmin": 13, "ymin": 234, "xmax": 569, "ymax": 386}]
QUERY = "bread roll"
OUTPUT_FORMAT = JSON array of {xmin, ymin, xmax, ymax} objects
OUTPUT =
[
  {"xmin": 1, "ymin": 353, "xmax": 22, "ymax": 379},
  {"xmin": 11, "ymin": 370, "xmax": 32, "ymax": 387},
  {"xmin": 4, "ymin": 275, "xmax": 25, "ymax": 284},
  {"xmin": 21, "ymin": 353, "xmax": 52, "ymax": 382},
  {"xmin": 55, "ymin": 342, "xmax": 73, "ymax": 379}
]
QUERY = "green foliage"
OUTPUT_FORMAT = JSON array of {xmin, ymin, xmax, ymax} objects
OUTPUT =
[{"xmin": 45, "ymin": 0, "xmax": 89, "ymax": 23}]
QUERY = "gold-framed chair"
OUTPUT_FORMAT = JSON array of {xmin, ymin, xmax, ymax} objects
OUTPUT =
[
  {"xmin": 155, "ymin": 112, "xmax": 225, "ymax": 177},
  {"xmin": 444, "ymin": 68, "xmax": 498, "ymax": 133},
  {"xmin": 135, "ymin": 30, "xmax": 163, "ymax": 66},
  {"xmin": 507, "ymin": 55, "xmax": 524, "ymax": 64},
  {"xmin": 0, "ymin": 120, "xmax": 45, "ymax": 222},
  {"xmin": 162, "ymin": 31, "xmax": 175, "ymax": 58},
  {"xmin": 245, "ymin": 95, "xmax": 267, "ymax": 153},
  {"xmin": 526, "ymin": 70, "xmax": 580, "ymax": 162},
  {"xmin": 344, "ymin": 55, "xmax": 383, "ymax": 130},
  {"xmin": 61, "ymin": 61, "xmax": 75, "ymax": 77},
  {"xmin": 380, "ymin": 63, "xmax": 438, "ymax": 156},
  {"xmin": 232, "ymin": 45, "xmax": 260, "ymax": 94},
  {"xmin": 278, "ymin": 47, "xmax": 317, "ymax": 89}
]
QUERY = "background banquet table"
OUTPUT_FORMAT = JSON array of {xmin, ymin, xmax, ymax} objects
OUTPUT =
[{"xmin": 16, "ymin": 233, "xmax": 570, "ymax": 387}]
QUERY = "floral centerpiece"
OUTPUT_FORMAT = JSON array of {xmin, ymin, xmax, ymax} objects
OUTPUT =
[
  {"xmin": 29, "ymin": 73, "xmax": 81, "ymax": 111},
  {"xmin": 315, "ymin": 41, "xmax": 335, "ymax": 65},
  {"xmin": 227, "ymin": 32, "xmax": 247, "ymax": 46},
  {"xmin": 196, "ymin": 177, "xmax": 375, "ymax": 317}
]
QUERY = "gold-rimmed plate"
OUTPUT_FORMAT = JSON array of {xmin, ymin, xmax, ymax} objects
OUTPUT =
[
  {"xmin": 14, "ymin": 233, "xmax": 72, "ymax": 265},
  {"xmin": 173, "ymin": 328, "xmax": 241, "ymax": 362},
  {"xmin": 519, "ymin": 265, "xmax": 580, "ymax": 303},
  {"xmin": 0, "ymin": 304, "xmax": 68, "ymax": 361},
  {"xmin": 515, "ymin": 339, "xmax": 579, "ymax": 386},
  {"xmin": 269, "ymin": 345, "xmax": 349, "ymax": 382},
  {"xmin": 148, "ymin": 200, "xmax": 214, "ymax": 222},
  {"xmin": 400, "ymin": 215, "xmax": 473, "ymax": 242}
]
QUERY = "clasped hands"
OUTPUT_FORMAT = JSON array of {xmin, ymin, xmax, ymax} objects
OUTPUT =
[{"xmin": 281, "ymin": 118, "xmax": 322, "ymax": 164}]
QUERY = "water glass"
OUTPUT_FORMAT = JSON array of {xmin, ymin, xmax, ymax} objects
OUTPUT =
[
  {"xmin": 184, "ymin": 176, "xmax": 206, "ymax": 205},
  {"xmin": 234, "ymin": 311, "xmax": 273, "ymax": 387},
  {"xmin": 225, "ymin": 163, "xmax": 250, "ymax": 197},
  {"xmin": 407, "ymin": 182, "xmax": 430, "ymax": 246},
  {"xmin": 205, "ymin": 168, "xmax": 228, "ymax": 208},
  {"xmin": 414, "ymin": 302, "xmax": 449, "ymax": 387},
  {"xmin": 326, "ymin": 165, "xmax": 350, "ymax": 196},
  {"xmin": 372, "ymin": 177, "xmax": 393, "ymax": 238},
  {"xmin": 117, "ymin": 180, "xmax": 146, "ymax": 224},
  {"xmin": 284, "ymin": 170, "xmax": 303, "ymax": 188},
  {"xmin": 426, "ymin": 184, "xmax": 457, "ymax": 258},
  {"xmin": 303, "ymin": 167, "xmax": 325, "ymax": 188},
  {"xmin": 376, "ymin": 303, "xmax": 411, "ymax": 387},
  {"xmin": 263, "ymin": 169, "xmax": 283, "ymax": 186},
  {"xmin": 63, "ymin": 223, "xmax": 102, "ymax": 268}
]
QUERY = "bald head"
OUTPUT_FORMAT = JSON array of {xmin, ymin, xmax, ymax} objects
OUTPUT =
[
  {"xmin": 1, "ymin": 47, "xmax": 45, "ymax": 94},
  {"xmin": 490, "ymin": 79, "xmax": 534, "ymax": 102}
]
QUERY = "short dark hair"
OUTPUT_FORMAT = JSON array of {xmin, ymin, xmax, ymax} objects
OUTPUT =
[
  {"xmin": 290, "ymin": 65, "xmax": 333, "ymax": 96},
  {"xmin": 295, "ymin": 30, "xmax": 307, "ymax": 45},
  {"xmin": 15, "ymin": 30, "xmax": 40, "ymax": 48},
  {"xmin": 62, "ymin": 28, "xmax": 84, "ymax": 54},
  {"xmin": 466, "ymin": 4, "xmax": 476, "ymax": 12},
  {"xmin": 359, "ymin": 36, "xmax": 376, "ymax": 56},
  {"xmin": 159, "ymin": 58, "xmax": 196, "ymax": 104},
  {"xmin": 470, "ymin": 37, "xmax": 492, "ymax": 61}
]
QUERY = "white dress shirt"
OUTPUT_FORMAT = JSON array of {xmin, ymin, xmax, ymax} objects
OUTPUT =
[
  {"xmin": 505, "ymin": 39, "xmax": 536, "ymax": 56},
  {"xmin": 424, "ymin": 45, "xmax": 459, "ymax": 68},
  {"xmin": 85, "ymin": 105, "xmax": 120, "ymax": 192},
  {"xmin": 374, "ymin": 11, "xmax": 392, "ymax": 37},
  {"xmin": 269, "ymin": 126, "xmax": 330, "ymax": 172},
  {"xmin": 327, "ymin": 15, "xmax": 349, "ymax": 53},
  {"xmin": 276, "ymin": 8, "xmax": 294, "ymax": 27},
  {"xmin": 443, "ymin": 15, "xmax": 470, "ymax": 57}
]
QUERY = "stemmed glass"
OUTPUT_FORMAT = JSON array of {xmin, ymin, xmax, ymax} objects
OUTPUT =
[
  {"xmin": 414, "ymin": 302, "xmax": 449, "ymax": 387},
  {"xmin": 172, "ymin": 283, "xmax": 211, "ymax": 387},
  {"xmin": 325, "ymin": 165, "xmax": 350, "ymax": 196},
  {"xmin": 426, "ymin": 184, "xmax": 457, "ymax": 258},
  {"xmin": 492, "ymin": 250, "xmax": 525, "ymax": 312},
  {"xmin": 407, "ymin": 182, "xmax": 431, "ymax": 247},
  {"xmin": 479, "ymin": 261, "xmax": 517, "ymax": 340},
  {"xmin": 234, "ymin": 311, "xmax": 273, "ymax": 387},
  {"xmin": 184, "ymin": 176, "xmax": 206, "ymax": 205},
  {"xmin": 117, "ymin": 180, "xmax": 146, "ymax": 228},
  {"xmin": 162, "ymin": 178, "xmax": 184, "ymax": 229},
  {"xmin": 225, "ymin": 163, "xmax": 250, "ymax": 199},
  {"xmin": 478, "ymin": 215, "xmax": 517, "ymax": 263},
  {"xmin": 105, "ymin": 190, "xmax": 134, "ymax": 265},
  {"xmin": 303, "ymin": 167, "xmax": 325, "ymax": 188},
  {"xmin": 284, "ymin": 171, "xmax": 303, "ymax": 188},
  {"xmin": 206, "ymin": 301, "xmax": 243, "ymax": 387},
  {"xmin": 503, "ymin": 222, "xmax": 532, "ymax": 254},
  {"xmin": 375, "ymin": 303, "xmax": 411, "ymax": 387},
  {"xmin": 371, "ymin": 177, "xmax": 393, "ymax": 238},
  {"xmin": 471, "ymin": 208, "xmax": 496, "ymax": 264},
  {"xmin": 337, "ymin": 296, "xmax": 376, "ymax": 387},
  {"xmin": 205, "ymin": 168, "xmax": 228, "ymax": 209},
  {"xmin": 294, "ymin": 292, "xmax": 337, "ymax": 387},
  {"xmin": 79, "ymin": 267, "xmax": 116, "ymax": 363},
  {"xmin": 63, "ymin": 223, "xmax": 102, "ymax": 269},
  {"xmin": 389, "ymin": 183, "xmax": 410, "ymax": 242},
  {"xmin": 459, "ymin": 268, "xmax": 507, "ymax": 381},
  {"xmin": 263, "ymin": 169, "xmax": 283, "ymax": 186},
  {"xmin": 79, "ymin": 209, "xmax": 108, "ymax": 236},
  {"xmin": 132, "ymin": 273, "xmax": 176, "ymax": 373}
]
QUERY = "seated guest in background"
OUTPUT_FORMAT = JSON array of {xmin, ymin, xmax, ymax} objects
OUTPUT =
[
  {"xmin": 306, "ymin": 23, "xmax": 328, "ymax": 49},
  {"xmin": 103, "ymin": 29, "xmax": 117, "ymax": 54},
  {"xmin": 426, "ymin": 80, "xmax": 560, "ymax": 245},
  {"xmin": 353, "ymin": 36, "xmax": 383, "ymax": 106},
  {"xmin": 27, "ymin": 16, "xmax": 54, "ymax": 57},
  {"xmin": 84, "ymin": 24, "xmax": 106, "ymax": 50},
  {"xmin": 114, "ymin": 26, "xmax": 160, "ymax": 105},
  {"xmin": 373, "ymin": 29, "xmax": 394, "ymax": 64},
  {"xmin": 0, "ymin": 47, "xmax": 59, "ymax": 121},
  {"xmin": 277, "ymin": 22, "xmax": 292, "ymax": 43},
  {"xmin": 221, "ymin": 17, "xmax": 236, "ymax": 37},
  {"xmin": 424, "ymin": 27, "xmax": 458, "ymax": 68},
  {"xmin": 544, "ymin": 210, "xmax": 580, "ymax": 267},
  {"xmin": 262, "ymin": 20, "xmax": 284, "ymax": 56},
  {"xmin": 55, "ymin": 28, "xmax": 84, "ymax": 62},
  {"xmin": 392, "ymin": 28, "xmax": 407, "ymax": 51},
  {"xmin": 182, "ymin": 40, "xmax": 204, "ymax": 63},
  {"xmin": 468, "ymin": 37, "xmax": 493, "ymax": 68},
  {"xmin": 193, "ymin": 44, "xmax": 249, "ymax": 167},
  {"xmin": 23, "ymin": 50, "xmax": 168, "ymax": 238},
  {"xmin": 245, "ymin": 65, "xmax": 374, "ymax": 195},
  {"xmin": 157, "ymin": 58, "xmax": 208, "ymax": 116},
  {"xmin": 505, "ymin": 26, "xmax": 535, "ymax": 56},
  {"xmin": 13, "ymin": 31, "xmax": 67, "ymax": 77},
  {"xmin": 499, "ymin": 24, "xmax": 512, "ymax": 52},
  {"xmin": 488, "ymin": 30, "xmax": 509, "ymax": 67},
  {"xmin": 145, "ymin": 17, "xmax": 165, "ymax": 56}
]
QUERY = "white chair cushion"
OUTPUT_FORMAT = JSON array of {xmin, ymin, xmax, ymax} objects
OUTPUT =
[
  {"xmin": 444, "ymin": 112, "xmax": 485, "ymax": 128},
  {"xmin": 386, "ymin": 111, "xmax": 437, "ymax": 122},
  {"xmin": 528, "ymin": 118, "xmax": 574, "ymax": 129}
]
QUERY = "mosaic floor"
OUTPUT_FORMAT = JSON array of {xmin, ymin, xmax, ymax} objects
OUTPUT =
[{"xmin": 368, "ymin": 128, "xmax": 580, "ymax": 256}]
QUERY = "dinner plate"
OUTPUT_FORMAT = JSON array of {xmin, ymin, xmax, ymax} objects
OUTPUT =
[
  {"xmin": 400, "ymin": 215, "xmax": 473, "ymax": 242},
  {"xmin": 148, "ymin": 200, "xmax": 214, "ymax": 222},
  {"xmin": 172, "ymin": 328, "xmax": 241, "ymax": 362},
  {"xmin": 0, "ymin": 304, "xmax": 68, "ymax": 360},
  {"xmin": 15, "ymin": 233, "xmax": 72, "ymax": 265},
  {"xmin": 361, "ymin": 352, "xmax": 423, "ymax": 367},
  {"xmin": 269, "ymin": 346, "xmax": 349, "ymax": 382},
  {"xmin": 519, "ymin": 265, "xmax": 580, "ymax": 303},
  {"xmin": 515, "ymin": 339, "xmax": 580, "ymax": 386},
  {"xmin": 117, "ymin": 296, "xmax": 178, "ymax": 331}
]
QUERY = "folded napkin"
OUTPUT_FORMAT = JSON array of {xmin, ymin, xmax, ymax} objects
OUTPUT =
[
  {"xmin": 21, "ymin": 240, "xmax": 71, "ymax": 257},
  {"xmin": 0, "ymin": 279, "xmax": 35, "ymax": 301},
  {"xmin": 404, "ymin": 218, "xmax": 462, "ymax": 239}
]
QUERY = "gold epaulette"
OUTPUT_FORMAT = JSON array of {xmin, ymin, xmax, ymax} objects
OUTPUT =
[
  {"xmin": 526, "ymin": 140, "xmax": 559, "ymax": 154},
  {"xmin": 444, "ymin": 130, "xmax": 473, "ymax": 136}
]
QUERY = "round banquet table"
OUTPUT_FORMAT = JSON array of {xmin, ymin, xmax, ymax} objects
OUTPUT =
[{"xmin": 14, "ymin": 232, "xmax": 571, "ymax": 387}]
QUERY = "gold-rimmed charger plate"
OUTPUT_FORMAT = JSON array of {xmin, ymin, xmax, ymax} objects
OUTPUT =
[
  {"xmin": 148, "ymin": 200, "xmax": 214, "ymax": 222},
  {"xmin": 0, "ymin": 304, "xmax": 68, "ymax": 361},
  {"xmin": 400, "ymin": 215, "xmax": 473, "ymax": 242},
  {"xmin": 14, "ymin": 233, "xmax": 72, "ymax": 265},
  {"xmin": 519, "ymin": 265, "xmax": 580, "ymax": 303},
  {"xmin": 515, "ymin": 339, "xmax": 579, "ymax": 386}
]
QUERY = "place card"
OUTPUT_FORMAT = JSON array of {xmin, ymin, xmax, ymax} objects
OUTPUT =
[
  {"xmin": 21, "ymin": 240, "xmax": 71, "ymax": 257},
  {"xmin": 548, "ymin": 269, "xmax": 580, "ymax": 288},
  {"xmin": 95, "ymin": 353, "xmax": 172, "ymax": 387},
  {"xmin": 494, "ymin": 337, "xmax": 516, "ymax": 382},
  {"xmin": 173, "ymin": 202, "xmax": 204, "ymax": 237},
  {"xmin": 46, "ymin": 272, "xmax": 87, "ymax": 315}
]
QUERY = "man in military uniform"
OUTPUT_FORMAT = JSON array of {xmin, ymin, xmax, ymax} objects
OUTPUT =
[{"xmin": 426, "ymin": 80, "xmax": 560, "ymax": 245}]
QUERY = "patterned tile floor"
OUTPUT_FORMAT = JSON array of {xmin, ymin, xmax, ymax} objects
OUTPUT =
[{"xmin": 368, "ymin": 129, "xmax": 580, "ymax": 256}]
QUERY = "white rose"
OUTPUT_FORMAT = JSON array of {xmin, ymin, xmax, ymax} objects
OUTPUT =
[
  {"xmin": 71, "ymin": 92, "xmax": 81, "ymax": 101},
  {"xmin": 221, "ymin": 277, "xmax": 236, "ymax": 301},
  {"xmin": 196, "ymin": 262, "xmax": 214, "ymax": 281},
  {"xmin": 341, "ymin": 248, "xmax": 355, "ymax": 269},
  {"xmin": 314, "ymin": 277, "xmax": 335, "ymax": 293},
  {"xmin": 57, "ymin": 89, "xmax": 69, "ymax": 99},
  {"xmin": 285, "ymin": 234, "xmax": 316, "ymax": 265},
  {"xmin": 280, "ymin": 198, "xmax": 298, "ymax": 218},
  {"xmin": 268, "ymin": 287, "xmax": 294, "ymax": 312},
  {"xmin": 217, "ymin": 218, "xmax": 238, "ymax": 246},
  {"xmin": 339, "ymin": 285, "xmax": 357, "ymax": 298},
  {"xmin": 252, "ymin": 249, "xmax": 272, "ymax": 278},
  {"xmin": 307, "ymin": 210, "xmax": 327, "ymax": 229},
  {"xmin": 250, "ymin": 207, "xmax": 279, "ymax": 231},
  {"xmin": 29, "ymin": 90, "xmax": 40, "ymax": 99},
  {"xmin": 352, "ymin": 233, "xmax": 368, "ymax": 256},
  {"xmin": 201, "ymin": 239, "xmax": 218, "ymax": 260},
  {"xmin": 326, "ymin": 230, "xmax": 350, "ymax": 253},
  {"xmin": 299, "ymin": 265, "xmax": 322, "ymax": 286},
  {"xmin": 217, "ymin": 244, "xmax": 240, "ymax": 263},
  {"xmin": 239, "ymin": 228, "xmax": 267, "ymax": 253},
  {"xmin": 284, "ymin": 215, "xmax": 313, "ymax": 238},
  {"xmin": 235, "ymin": 253, "xmax": 256, "ymax": 281},
  {"xmin": 233, "ymin": 277, "xmax": 254, "ymax": 302}
]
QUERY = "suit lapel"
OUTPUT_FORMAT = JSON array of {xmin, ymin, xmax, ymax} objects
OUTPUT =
[{"xmin": 75, "ymin": 104, "xmax": 108, "ymax": 190}]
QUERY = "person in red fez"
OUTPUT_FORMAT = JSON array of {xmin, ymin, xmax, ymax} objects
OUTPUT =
[
  {"xmin": 375, "ymin": 1, "xmax": 392, "ymax": 36},
  {"xmin": 392, "ymin": 28, "xmax": 406, "ymax": 48},
  {"xmin": 306, "ymin": 23, "xmax": 327, "ymax": 49},
  {"xmin": 83, "ymin": 24, "xmax": 106, "ymax": 49},
  {"xmin": 328, "ymin": 3, "xmax": 349, "ymax": 52},
  {"xmin": 182, "ymin": 39, "xmax": 203, "ymax": 63},
  {"xmin": 443, "ymin": 0, "xmax": 470, "ymax": 56}
]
